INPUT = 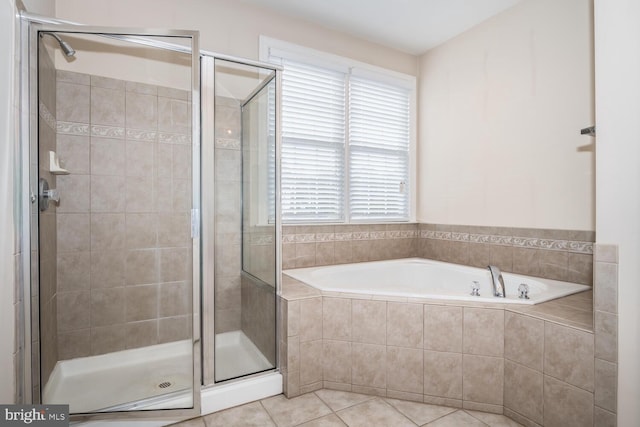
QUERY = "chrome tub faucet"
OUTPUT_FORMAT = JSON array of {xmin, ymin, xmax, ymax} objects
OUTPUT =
[{"xmin": 487, "ymin": 265, "xmax": 506, "ymax": 297}]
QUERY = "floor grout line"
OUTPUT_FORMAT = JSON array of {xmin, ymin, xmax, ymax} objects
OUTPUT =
[{"xmin": 172, "ymin": 390, "xmax": 524, "ymax": 427}]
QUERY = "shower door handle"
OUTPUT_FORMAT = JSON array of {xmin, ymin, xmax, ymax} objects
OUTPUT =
[{"xmin": 39, "ymin": 178, "xmax": 60, "ymax": 211}]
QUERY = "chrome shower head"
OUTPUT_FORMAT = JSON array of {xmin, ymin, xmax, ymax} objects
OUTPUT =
[{"xmin": 40, "ymin": 32, "xmax": 76, "ymax": 57}]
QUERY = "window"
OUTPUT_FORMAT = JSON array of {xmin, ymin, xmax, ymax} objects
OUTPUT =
[{"xmin": 264, "ymin": 38, "xmax": 415, "ymax": 223}]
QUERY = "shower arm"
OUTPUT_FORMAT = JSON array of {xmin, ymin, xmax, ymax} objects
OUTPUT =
[{"xmin": 21, "ymin": 11, "xmax": 283, "ymax": 72}]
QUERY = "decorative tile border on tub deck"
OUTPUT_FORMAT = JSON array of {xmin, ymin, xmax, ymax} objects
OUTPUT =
[
  {"xmin": 420, "ymin": 230, "xmax": 593, "ymax": 254},
  {"xmin": 418, "ymin": 224, "xmax": 595, "ymax": 286},
  {"xmin": 281, "ymin": 223, "xmax": 594, "ymax": 285}
]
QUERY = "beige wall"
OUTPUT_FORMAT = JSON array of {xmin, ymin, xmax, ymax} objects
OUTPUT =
[
  {"xmin": 417, "ymin": 0, "xmax": 594, "ymax": 230},
  {"xmin": 595, "ymin": 0, "xmax": 640, "ymax": 424},
  {"xmin": 53, "ymin": 0, "xmax": 417, "ymax": 77}
]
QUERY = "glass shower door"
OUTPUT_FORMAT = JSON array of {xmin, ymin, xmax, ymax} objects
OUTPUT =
[
  {"xmin": 212, "ymin": 59, "xmax": 277, "ymax": 382},
  {"xmin": 30, "ymin": 22, "xmax": 200, "ymax": 417}
]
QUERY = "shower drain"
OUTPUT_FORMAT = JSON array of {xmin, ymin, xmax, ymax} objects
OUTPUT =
[{"xmin": 158, "ymin": 381, "xmax": 172, "ymax": 389}]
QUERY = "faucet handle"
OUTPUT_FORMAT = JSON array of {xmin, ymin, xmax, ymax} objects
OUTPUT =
[
  {"xmin": 518, "ymin": 283, "xmax": 530, "ymax": 299},
  {"xmin": 470, "ymin": 281, "xmax": 480, "ymax": 296}
]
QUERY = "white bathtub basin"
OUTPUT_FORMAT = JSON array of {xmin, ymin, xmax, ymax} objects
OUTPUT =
[{"xmin": 284, "ymin": 258, "xmax": 590, "ymax": 305}]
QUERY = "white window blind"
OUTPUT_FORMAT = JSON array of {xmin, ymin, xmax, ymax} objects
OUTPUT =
[
  {"xmin": 269, "ymin": 44, "xmax": 412, "ymax": 223},
  {"xmin": 349, "ymin": 76, "xmax": 410, "ymax": 220},
  {"xmin": 279, "ymin": 59, "xmax": 346, "ymax": 222}
]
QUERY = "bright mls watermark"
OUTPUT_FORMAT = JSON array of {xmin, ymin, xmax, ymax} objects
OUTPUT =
[{"xmin": 0, "ymin": 405, "xmax": 68, "ymax": 426}]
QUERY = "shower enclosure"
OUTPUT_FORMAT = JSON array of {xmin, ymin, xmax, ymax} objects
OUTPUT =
[
  {"xmin": 204, "ymin": 58, "xmax": 278, "ymax": 384},
  {"xmin": 19, "ymin": 12, "xmax": 281, "ymax": 422}
]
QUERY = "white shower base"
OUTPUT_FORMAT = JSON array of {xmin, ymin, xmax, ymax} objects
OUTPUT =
[
  {"xmin": 44, "ymin": 340, "xmax": 194, "ymax": 414},
  {"xmin": 215, "ymin": 330, "xmax": 274, "ymax": 381},
  {"xmin": 46, "ymin": 332, "xmax": 282, "ymax": 426}
]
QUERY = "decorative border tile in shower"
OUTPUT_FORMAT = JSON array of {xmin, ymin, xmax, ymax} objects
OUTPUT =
[
  {"xmin": 215, "ymin": 138, "xmax": 241, "ymax": 150},
  {"xmin": 159, "ymin": 132, "xmax": 191, "ymax": 145},
  {"xmin": 39, "ymin": 102, "xmax": 57, "ymax": 131},
  {"xmin": 126, "ymin": 129, "xmax": 157, "ymax": 142},
  {"xmin": 420, "ymin": 230, "xmax": 593, "ymax": 254},
  {"xmin": 91, "ymin": 124, "xmax": 125, "ymax": 139},
  {"xmin": 53, "ymin": 119, "xmax": 191, "ymax": 145},
  {"xmin": 56, "ymin": 121, "xmax": 90, "ymax": 136},
  {"xmin": 247, "ymin": 234, "xmax": 275, "ymax": 245}
]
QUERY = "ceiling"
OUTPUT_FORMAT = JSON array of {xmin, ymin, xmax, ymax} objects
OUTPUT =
[{"xmin": 239, "ymin": 0, "xmax": 522, "ymax": 55}]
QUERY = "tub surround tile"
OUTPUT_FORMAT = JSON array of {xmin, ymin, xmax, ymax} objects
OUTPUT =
[
  {"xmin": 594, "ymin": 244, "xmax": 618, "ymax": 263},
  {"xmin": 322, "ymin": 340, "xmax": 351, "ymax": 384},
  {"xmin": 386, "ymin": 346, "xmax": 423, "ymax": 395},
  {"xmin": 352, "ymin": 300, "xmax": 386, "ymax": 345},
  {"xmin": 316, "ymin": 242, "xmax": 335, "ymax": 266},
  {"xmin": 386, "ymin": 302, "xmax": 423, "ymax": 348},
  {"xmin": 281, "ymin": 273, "xmax": 598, "ymax": 423},
  {"xmin": 594, "ymin": 407, "xmax": 617, "ymax": 427},
  {"xmin": 462, "ymin": 354, "xmax": 504, "ymax": 405},
  {"xmin": 595, "ymin": 359, "xmax": 617, "ymax": 412},
  {"xmin": 489, "ymin": 244, "xmax": 513, "ymax": 273},
  {"xmin": 567, "ymin": 253, "xmax": 594, "ymax": 285},
  {"xmin": 594, "ymin": 310, "xmax": 617, "ymax": 362},
  {"xmin": 504, "ymin": 311, "xmax": 544, "ymax": 371},
  {"xmin": 512, "ymin": 247, "xmax": 541, "ymax": 278},
  {"xmin": 543, "ymin": 322, "xmax": 594, "ymax": 392},
  {"xmin": 463, "ymin": 308, "xmax": 504, "ymax": 357},
  {"xmin": 281, "ymin": 277, "xmax": 322, "ymax": 300},
  {"xmin": 424, "ymin": 305, "xmax": 462, "ymax": 353},
  {"xmin": 351, "ymin": 343, "xmax": 386, "ymax": 389},
  {"xmin": 423, "ymin": 350, "xmax": 463, "ymax": 399},
  {"xmin": 300, "ymin": 340, "xmax": 323, "ymax": 386},
  {"xmin": 323, "ymin": 298, "xmax": 351, "ymax": 341},
  {"xmin": 594, "ymin": 261, "xmax": 618, "ymax": 314},
  {"xmin": 543, "ymin": 375, "xmax": 594, "ymax": 427},
  {"xmin": 299, "ymin": 297, "xmax": 323, "ymax": 342},
  {"xmin": 538, "ymin": 250, "xmax": 568, "ymax": 282},
  {"xmin": 467, "ymin": 243, "xmax": 492, "ymax": 269},
  {"xmin": 503, "ymin": 360, "xmax": 543, "ymax": 425}
]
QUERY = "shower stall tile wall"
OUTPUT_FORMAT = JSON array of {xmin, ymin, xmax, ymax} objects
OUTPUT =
[
  {"xmin": 37, "ymin": 43, "xmax": 58, "ymax": 399},
  {"xmin": 54, "ymin": 70, "xmax": 192, "ymax": 361}
]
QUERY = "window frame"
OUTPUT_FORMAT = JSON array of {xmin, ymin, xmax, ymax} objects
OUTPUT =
[{"xmin": 260, "ymin": 36, "xmax": 417, "ymax": 224}]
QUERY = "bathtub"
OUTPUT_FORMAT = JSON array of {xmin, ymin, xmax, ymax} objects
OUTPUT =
[{"xmin": 283, "ymin": 258, "xmax": 590, "ymax": 305}]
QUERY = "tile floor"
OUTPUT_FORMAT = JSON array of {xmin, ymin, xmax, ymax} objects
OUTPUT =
[{"xmin": 170, "ymin": 390, "xmax": 523, "ymax": 427}]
